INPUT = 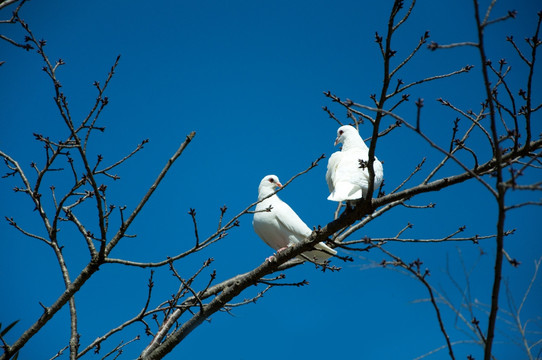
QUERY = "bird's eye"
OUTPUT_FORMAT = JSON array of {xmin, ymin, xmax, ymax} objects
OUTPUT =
[
  {"xmin": 339, "ymin": 130, "xmax": 344, "ymax": 135},
  {"xmin": 268, "ymin": 178, "xmax": 274, "ymax": 183}
]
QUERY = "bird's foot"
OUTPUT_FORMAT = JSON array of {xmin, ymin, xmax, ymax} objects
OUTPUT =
[
  {"xmin": 266, "ymin": 247, "xmax": 289, "ymax": 262},
  {"xmin": 266, "ymin": 247, "xmax": 290, "ymax": 262}
]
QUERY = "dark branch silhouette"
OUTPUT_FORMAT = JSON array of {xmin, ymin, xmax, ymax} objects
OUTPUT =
[{"xmin": 1, "ymin": 0, "xmax": 541, "ymax": 359}]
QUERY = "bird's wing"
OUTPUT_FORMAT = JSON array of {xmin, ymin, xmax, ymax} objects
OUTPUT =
[
  {"xmin": 254, "ymin": 196, "xmax": 338, "ymax": 264},
  {"xmin": 274, "ymin": 201, "xmax": 339, "ymax": 264},
  {"xmin": 327, "ymin": 148, "xmax": 369, "ymax": 201},
  {"xmin": 253, "ymin": 198, "xmax": 290, "ymax": 250},
  {"xmin": 326, "ymin": 151, "xmax": 343, "ymax": 193},
  {"xmin": 273, "ymin": 200, "xmax": 312, "ymax": 242},
  {"xmin": 372, "ymin": 157, "xmax": 384, "ymax": 190}
]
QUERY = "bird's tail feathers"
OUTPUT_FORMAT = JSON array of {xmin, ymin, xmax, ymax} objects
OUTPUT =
[
  {"xmin": 314, "ymin": 242, "xmax": 337, "ymax": 256},
  {"xmin": 298, "ymin": 242, "xmax": 337, "ymax": 264},
  {"xmin": 328, "ymin": 182, "xmax": 362, "ymax": 202}
]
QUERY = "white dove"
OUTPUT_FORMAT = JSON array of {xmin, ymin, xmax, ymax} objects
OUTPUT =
[
  {"xmin": 252, "ymin": 175, "xmax": 337, "ymax": 264},
  {"xmin": 326, "ymin": 125, "xmax": 384, "ymax": 202}
]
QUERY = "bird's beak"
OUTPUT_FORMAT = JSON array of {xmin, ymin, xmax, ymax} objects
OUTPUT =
[
  {"xmin": 334, "ymin": 136, "xmax": 340, "ymax": 146},
  {"xmin": 276, "ymin": 182, "xmax": 283, "ymax": 188}
]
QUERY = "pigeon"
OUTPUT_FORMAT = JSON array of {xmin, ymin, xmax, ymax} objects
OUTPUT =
[
  {"xmin": 326, "ymin": 125, "xmax": 384, "ymax": 202},
  {"xmin": 252, "ymin": 175, "xmax": 337, "ymax": 264}
]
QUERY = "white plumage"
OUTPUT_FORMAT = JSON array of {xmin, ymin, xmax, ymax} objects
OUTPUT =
[
  {"xmin": 326, "ymin": 125, "xmax": 384, "ymax": 202},
  {"xmin": 252, "ymin": 175, "xmax": 337, "ymax": 264}
]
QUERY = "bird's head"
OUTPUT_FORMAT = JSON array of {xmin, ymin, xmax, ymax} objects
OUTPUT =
[
  {"xmin": 258, "ymin": 175, "xmax": 283, "ymax": 199},
  {"xmin": 259, "ymin": 175, "xmax": 283, "ymax": 192},
  {"xmin": 334, "ymin": 125, "xmax": 359, "ymax": 146}
]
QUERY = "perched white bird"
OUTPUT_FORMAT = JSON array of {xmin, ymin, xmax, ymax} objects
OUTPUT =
[
  {"xmin": 326, "ymin": 125, "xmax": 384, "ymax": 202},
  {"xmin": 252, "ymin": 175, "xmax": 337, "ymax": 264}
]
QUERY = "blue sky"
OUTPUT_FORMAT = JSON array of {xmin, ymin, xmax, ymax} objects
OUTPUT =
[{"xmin": 1, "ymin": 0, "xmax": 541, "ymax": 359}]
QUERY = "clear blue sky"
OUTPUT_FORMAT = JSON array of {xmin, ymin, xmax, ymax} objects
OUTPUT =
[{"xmin": 1, "ymin": 0, "xmax": 541, "ymax": 359}]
